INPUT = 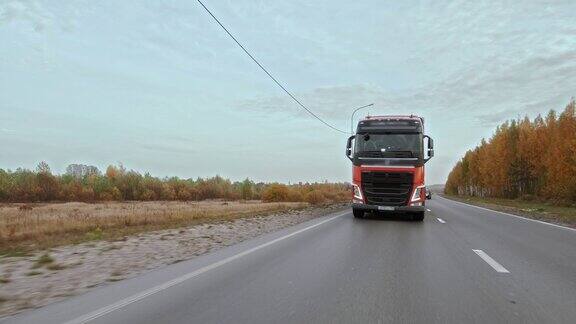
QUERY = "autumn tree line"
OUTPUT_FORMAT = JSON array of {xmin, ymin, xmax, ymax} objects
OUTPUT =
[
  {"xmin": 445, "ymin": 99, "xmax": 576, "ymax": 204},
  {"xmin": 0, "ymin": 163, "xmax": 350, "ymax": 205}
]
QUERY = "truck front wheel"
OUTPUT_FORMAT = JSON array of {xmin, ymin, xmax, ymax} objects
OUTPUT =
[
  {"xmin": 412, "ymin": 211, "xmax": 425, "ymax": 222},
  {"xmin": 353, "ymin": 208, "xmax": 365, "ymax": 218}
]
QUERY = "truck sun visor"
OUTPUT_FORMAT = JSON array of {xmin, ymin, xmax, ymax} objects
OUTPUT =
[{"xmin": 357, "ymin": 120, "xmax": 422, "ymax": 134}]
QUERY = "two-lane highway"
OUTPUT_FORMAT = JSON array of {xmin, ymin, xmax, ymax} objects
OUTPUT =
[{"xmin": 4, "ymin": 197, "xmax": 576, "ymax": 323}]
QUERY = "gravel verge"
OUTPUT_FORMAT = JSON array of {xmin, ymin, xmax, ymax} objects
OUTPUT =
[{"xmin": 0, "ymin": 203, "xmax": 348, "ymax": 317}]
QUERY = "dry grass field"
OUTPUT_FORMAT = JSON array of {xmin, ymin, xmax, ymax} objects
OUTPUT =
[{"xmin": 0, "ymin": 200, "xmax": 308, "ymax": 254}]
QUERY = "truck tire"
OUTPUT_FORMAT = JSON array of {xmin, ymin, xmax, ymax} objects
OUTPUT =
[
  {"xmin": 353, "ymin": 208, "xmax": 365, "ymax": 218},
  {"xmin": 412, "ymin": 211, "xmax": 425, "ymax": 222}
]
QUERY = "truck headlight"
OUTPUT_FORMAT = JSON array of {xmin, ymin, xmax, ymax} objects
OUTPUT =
[
  {"xmin": 411, "ymin": 186, "xmax": 425, "ymax": 202},
  {"xmin": 353, "ymin": 184, "xmax": 363, "ymax": 201}
]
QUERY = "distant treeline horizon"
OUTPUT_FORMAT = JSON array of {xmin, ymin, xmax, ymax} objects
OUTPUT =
[
  {"xmin": 445, "ymin": 99, "xmax": 576, "ymax": 205},
  {"xmin": 0, "ymin": 163, "xmax": 350, "ymax": 204}
]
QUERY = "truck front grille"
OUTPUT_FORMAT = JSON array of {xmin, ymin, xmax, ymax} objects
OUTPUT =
[{"xmin": 361, "ymin": 172, "xmax": 413, "ymax": 206}]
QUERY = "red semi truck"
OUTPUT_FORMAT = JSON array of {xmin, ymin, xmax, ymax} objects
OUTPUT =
[{"xmin": 346, "ymin": 115, "xmax": 434, "ymax": 221}]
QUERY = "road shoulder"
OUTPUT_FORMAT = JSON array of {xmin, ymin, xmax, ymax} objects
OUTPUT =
[{"xmin": 439, "ymin": 195, "xmax": 576, "ymax": 230}]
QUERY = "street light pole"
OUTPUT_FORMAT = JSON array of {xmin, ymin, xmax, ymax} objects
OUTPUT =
[{"xmin": 350, "ymin": 103, "xmax": 374, "ymax": 134}]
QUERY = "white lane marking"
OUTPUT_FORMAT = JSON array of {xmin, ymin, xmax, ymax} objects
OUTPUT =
[
  {"xmin": 436, "ymin": 218, "xmax": 446, "ymax": 224},
  {"xmin": 64, "ymin": 211, "xmax": 348, "ymax": 324},
  {"xmin": 426, "ymin": 208, "xmax": 431, "ymax": 212},
  {"xmin": 472, "ymin": 249, "xmax": 510, "ymax": 273},
  {"xmin": 437, "ymin": 196, "xmax": 576, "ymax": 232}
]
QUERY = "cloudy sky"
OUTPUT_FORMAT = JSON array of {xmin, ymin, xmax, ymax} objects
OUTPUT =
[{"xmin": 1, "ymin": 0, "xmax": 575, "ymax": 184}]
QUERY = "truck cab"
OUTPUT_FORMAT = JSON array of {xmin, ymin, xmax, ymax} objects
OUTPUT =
[{"xmin": 346, "ymin": 115, "xmax": 434, "ymax": 221}]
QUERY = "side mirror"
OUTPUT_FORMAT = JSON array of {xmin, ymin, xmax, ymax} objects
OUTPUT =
[
  {"xmin": 346, "ymin": 135, "xmax": 355, "ymax": 161},
  {"xmin": 423, "ymin": 135, "xmax": 434, "ymax": 163},
  {"xmin": 426, "ymin": 190, "xmax": 432, "ymax": 200}
]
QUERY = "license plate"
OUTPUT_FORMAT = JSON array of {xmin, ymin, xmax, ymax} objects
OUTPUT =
[{"xmin": 377, "ymin": 206, "xmax": 395, "ymax": 211}]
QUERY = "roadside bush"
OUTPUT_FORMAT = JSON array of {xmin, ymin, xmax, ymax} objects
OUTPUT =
[
  {"xmin": 176, "ymin": 187, "xmax": 192, "ymax": 201},
  {"xmin": 305, "ymin": 190, "xmax": 327, "ymax": 205},
  {"xmin": 160, "ymin": 184, "xmax": 176, "ymax": 200},
  {"xmin": 110, "ymin": 187, "xmax": 123, "ymax": 200},
  {"xmin": 319, "ymin": 190, "xmax": 339, "ymax": 202},
  {"xmin": 287, "ymin": 190, "xmax": 304, "ymax": 202},
  {"xmin": 262, "ymin": 184, "xmax": 289, "ymax": 202},
  {"xmin": 0, "ymin": 163, "xmax": 350, "ymax": 204},
  {"xmin": 140, "ymin": 189, "xmax": 157, "ymax": 201},
  {"xmin": 98, "ymin": 192, "xmax": 114, "ymax": 201},
  {"xmin": 79, "ymin": 187, "xmax": 96, "ymax": 202}
]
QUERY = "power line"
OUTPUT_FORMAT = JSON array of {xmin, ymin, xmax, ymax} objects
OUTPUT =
[{"xmin": 196, "ymin": 0, "xmax": 348, "ymax": 134}]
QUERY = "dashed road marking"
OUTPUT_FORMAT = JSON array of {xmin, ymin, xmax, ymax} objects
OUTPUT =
[
  {"xmin": 426, "ymin": 208, "xmax": 431, "ymax": 212},
  {"xmin": 473, "ymin": 249, "xmax": 510, "ymax": 273},
  {"xmin": 436, "ymin": 218, "xmax": 446, "ymax": 224}
]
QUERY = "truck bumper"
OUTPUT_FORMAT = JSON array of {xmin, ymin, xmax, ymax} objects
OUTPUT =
[{"xmin": 352, "ymin": 203, "xmax": 425, "ymax": 213}]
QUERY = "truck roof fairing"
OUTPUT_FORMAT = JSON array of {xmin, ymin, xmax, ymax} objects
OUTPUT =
[{"xmin": 356, "ymin": 117, "xmax": 423, "ymax": 134}]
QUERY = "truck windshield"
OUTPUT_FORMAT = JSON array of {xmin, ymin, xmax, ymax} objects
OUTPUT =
[{"xmin": 355, "ymin": 134, "xmax": 421, "ymax": 158}]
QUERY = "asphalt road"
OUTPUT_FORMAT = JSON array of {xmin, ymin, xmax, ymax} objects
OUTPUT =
[{"xmin": 4, "ymin": 196, "xmax": 576, "ymax": 324}]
